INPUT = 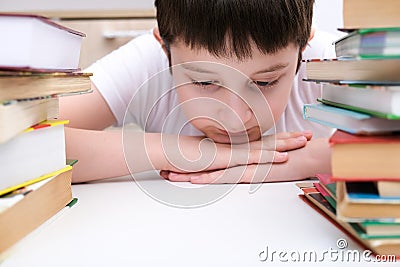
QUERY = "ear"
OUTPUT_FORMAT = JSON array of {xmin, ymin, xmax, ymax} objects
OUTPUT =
[
  {"xmin": 153, "ymin": 27, "xmax": 169, "ymax": 56},
  {"xmin": 302, "ymin": 27, "xmax": 316, "ymax": 52}
]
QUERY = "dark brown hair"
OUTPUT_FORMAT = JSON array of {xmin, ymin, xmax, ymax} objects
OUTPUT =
[{"xmin": 155, "ymin": 0, "xmax": 314, "ymax": 66}]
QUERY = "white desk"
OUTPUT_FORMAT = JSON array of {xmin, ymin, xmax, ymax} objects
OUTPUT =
[{"xmin": 0, "ymin": 172, "xmax": 395, "ymax": 267}]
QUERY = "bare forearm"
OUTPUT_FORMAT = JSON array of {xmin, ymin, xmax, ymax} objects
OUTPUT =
[
  {"xmin": 66, "ymin": 127, "xmax": 130, "ymax": 183},
  {"xmin": 66, "ymin": 128, "xmax": 207, "ymax": 183}
]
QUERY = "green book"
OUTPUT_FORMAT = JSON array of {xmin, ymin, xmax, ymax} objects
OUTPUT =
[{"xmin": 335, "ymin": 27, "xmax": 400, "ymax": 59}]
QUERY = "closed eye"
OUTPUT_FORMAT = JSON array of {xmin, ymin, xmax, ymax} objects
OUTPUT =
[
  {"xmin": 191, "ymin": 80, "xmax": 220, "ymax": 91},
  {"xmin": 253, "ymin": 80, "xmax": 279, "ymax": 90}
]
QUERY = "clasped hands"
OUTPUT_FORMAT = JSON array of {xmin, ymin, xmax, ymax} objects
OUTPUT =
[{"xmin": 159, "ymin": 131, "xmax": 312, "ymax": 184}]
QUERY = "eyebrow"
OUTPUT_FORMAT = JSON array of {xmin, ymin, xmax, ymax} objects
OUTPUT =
[
  {"xmin": 180, "ymin": 64, "xmax": 217, "ymax": 74},
  {"xmin": 253, "ymin": 63, "xmax": 289, "ymax": 74},
  {"xmin": 180, "ymin": 62, "xmax": 290, "ymax": 74}
]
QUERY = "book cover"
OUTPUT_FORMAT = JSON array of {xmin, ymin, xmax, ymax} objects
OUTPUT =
[
  {"xmin": 317, "ymin": 98, "xmax": 400, "ymax": 120},
  {"xmin": 342, "ymin": 0, "xmax": 400, "ymax": 30},
  {"xmin": 316, "ymin": 174, "xmax": 337, "ymax": 199},
  {"xmin": 304, "ymin": 58, "xmax": 400, "ymax": 82},
  {"xmin": 335, "ymin": 28, "xmax": 400, "ymax": 59},
  {"xmin": 0, "ymin": 168, "xmax": 73, "ymax": 254},
  {"xmin": 303, "ymin": 103, "xmax": 400, "ymax": 135},
  {"xmin": 319, "ymin": 83, "xmax": 400, "ymax": 118},
  {"xmin": 330, "ymin": 130, "xmax": 400, "ymax": 179},
  {"xmin": 299, "ymin": 184, "xmax": 400, "ymax": 256},
  {"xmin": 360, "ymin": 220, "xmax": 400, "ymax": 236},
  {"xmin": 314, "ymin": 182, "xmax": 336, "ymax": 209},
  {"xmin": 336, "ymin": 181, "xmax": 400, "ymax": 221},
  {"xmin": 0, "ymin": 13, "xmax": 85, "ymax": 71}
]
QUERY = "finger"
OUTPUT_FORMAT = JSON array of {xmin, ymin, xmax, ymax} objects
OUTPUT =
[
  {"xmin": 168, "ymin": 172, "xmax": 197, "ymax": 182},
  {"xmin": 228, "ymin": 150, "xmax": 288, "ymax": 167},
  {"xmin": 191, "ymin": 164, "xmax": 275, "ymax": 184},
  {"xmin": 190, "ymin": 165, "xmax": 258, "ymax": 184},
  {"xmin": 274, "ymin": 130, "xmax": 313, "ymax": 140},
  {"xmin": 257, "ymin": 136, "xmax": 307, "ymax": 151},
  {"xmin": 159, "ymin": 170, "xmax": 170, "ymax": 179},
  {"xmin": 238, "ymin": 131, "xmax": 312, "ymax": 150},
  {"xmin": 274, "ymin": 136, "xmax": 308, "ymax": 152}
]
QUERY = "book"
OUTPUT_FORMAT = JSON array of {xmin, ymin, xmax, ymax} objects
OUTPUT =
[
  {"xmin": 303, "ymin": 103, "xmax": 400, "ymax": 135},
  {"xmin": 0, "ymin": 120, "xmax": 68, "ymax": 196},
  {"xmin": 336, "ymin": 181, "xmax": 400, "ymax": 221},
  {"xmin": 344, "ymin": 182, "xmax": 400, "ymax": 203},
  {"xmin": 330, "ymin": 130, "xmax": 400, "ymax": 180},
  {"xmin": 335, "ymin": 28, "xmax": 400, "ymax": 59},
  {"xmin": 314, "ymin": 182, "xmax": 336, "ymax": 209},
  {"xmin": 377, "ymin": 181, "xmax": 400, "ymax": 197},
  {"xmin": 0, "ymin": 98, "xmax": 59, "ymax": 143},
  {"xmin": 0, "ymin": 13, "xmax": 85, "ymax": 71},
  {"xmin": 318, "ymin": 83, "xmax": 400, "ymax": 119},
  {"xmin": 304, "ymin": 58, "xmax": 400, "ymax": 82},
  {"xmin": 0, "ymin": 168, "xmax": 73, "ymax": 254},
  {"xmin": 359, "ymin": 221, "xmax": 400, "ymax": 236},
  {"xmin": 298, "ymin": 186, "xmax": 400, "ymax": 256},
  {"xmin": 316, "ymin": 173, "xmax": 337, "ymax": 201},
  {"xmin": 0, "ymin": 71, "xmax": 92, "ymax": 101},
  {"xmin": 314, "ymin": 177, "xmax": 400, "ymax": 237},
  {"xmin": 342, "ymin": 0, "xmax": 400, "ymax": 30}
]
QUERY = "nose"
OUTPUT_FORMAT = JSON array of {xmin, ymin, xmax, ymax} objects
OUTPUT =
[{"xmin": 218, "ymin": 91, "xmax": 252, "ymax": 132}]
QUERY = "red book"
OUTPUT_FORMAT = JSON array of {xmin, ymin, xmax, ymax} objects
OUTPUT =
[{"xmin": 330, "ymin": 130, "xmax": 400, "ymax": 180}]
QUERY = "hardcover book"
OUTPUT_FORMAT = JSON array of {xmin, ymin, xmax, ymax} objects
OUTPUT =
[
  {"xmin": 0, "ymin": 13, "xmax": 85, "ymax": 71},
  {"xmin": 304, "ymin": 58, "xmax": 400, "ymax": 82},
  {"xmin": 342, "ymin": 0, "xmax": 400, "ymax": 30},
  {"xmin": 298, "ymin": 184, "xmax": 400, "ymax": 256},
  {"xmin": 0, "ymin": 120, "xmax": 68, "ymax": 195},
  {"xmin": 0, "ymin": 168, "xmax": 73, "ymax": 254},
  {"xmin": 303, "ymin": 103, "xmax": 400, "ymax": 135},
  {"xmin": 319, "ymin": 83, "xmax": 400, "ymax": 119},
  {"xmin": 335, "ymin": 28, "xmax": 400, "ymax": 58},
  {"xmin": 0, "ymin": 71, "xmax": 92, "ymax": 101},
  {"xmin": 0, "ymin": 98, "xmax": 59, "ymax": 143},
  {"xmin": 330, "ymin": 130, "xmax": 400, "ymax": 179}
]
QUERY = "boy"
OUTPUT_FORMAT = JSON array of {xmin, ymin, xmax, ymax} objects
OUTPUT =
[{"xmin": 60, "ymin": 0, "xmax": 335, "ymax": 184}]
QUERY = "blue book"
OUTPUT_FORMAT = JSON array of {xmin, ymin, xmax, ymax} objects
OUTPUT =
[{"xmin": 303, "ymin": 103, "xmax": 400, "ymax": 135}]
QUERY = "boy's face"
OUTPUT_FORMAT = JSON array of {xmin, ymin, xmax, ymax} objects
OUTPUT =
[{"xmin": 169, "ymin": 41, "xmax": 299, "ymax": 144}]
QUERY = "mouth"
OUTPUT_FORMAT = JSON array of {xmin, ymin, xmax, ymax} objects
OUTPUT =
[
  {"xmin": 216, "ymin": 128, "xmax": 249, "ymax": 137},
  {"xmin": 203, "ymin": 126, "xmax": 261, "ymax": 144},
  {"xmin": 213, "ymin": 129, "xmax": 252, "ymax": 144}
]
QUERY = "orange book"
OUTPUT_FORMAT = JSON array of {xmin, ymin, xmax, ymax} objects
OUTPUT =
[
  {"xmin": 342, "ymin": 0, "xmax": 400, "ymax": 30},
  {"xmin": 330, "ymin": 130, "xmax": 400, "ymax": 180},
  {"xmin": 0, "ymin": 168, "xmax": 73, "ymax": 254}
]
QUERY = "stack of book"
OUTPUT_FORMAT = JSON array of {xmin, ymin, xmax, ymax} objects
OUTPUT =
[
  {"xmin": 299, "ymin": 0, "xmax": 400, "ymax": 257},
  {"xmin": 0, "ymin": 13, "xmax": 91, "ymax": 254}
]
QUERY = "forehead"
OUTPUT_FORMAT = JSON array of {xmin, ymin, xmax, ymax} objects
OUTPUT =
[{"xmin": 169, "ymin": 40, "xmax": 299, "ymax": 76}]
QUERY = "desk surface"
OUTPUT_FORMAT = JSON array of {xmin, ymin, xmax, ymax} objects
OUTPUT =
[{"xmin": 1, "ymin": 172, "xmax": 394, "ymax": 267}]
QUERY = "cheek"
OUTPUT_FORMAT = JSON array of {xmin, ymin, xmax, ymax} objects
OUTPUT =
[
  {"xmin": 176, "ymin": 86, "xmax": 219, "ymax": 121},
  {"xmin": 266, "ymin": 78, "xmax": 293, "ymax": 120}
]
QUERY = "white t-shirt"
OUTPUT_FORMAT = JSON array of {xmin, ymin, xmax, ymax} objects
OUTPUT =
[{"xmin": 88, "ymin": 29, "xmax": 336, "ymax": 138}]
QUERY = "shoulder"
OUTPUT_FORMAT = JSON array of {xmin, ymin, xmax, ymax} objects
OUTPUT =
[{"xmin": 91, "ymin": 32, "xmax": 167, "ymax": 69}]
